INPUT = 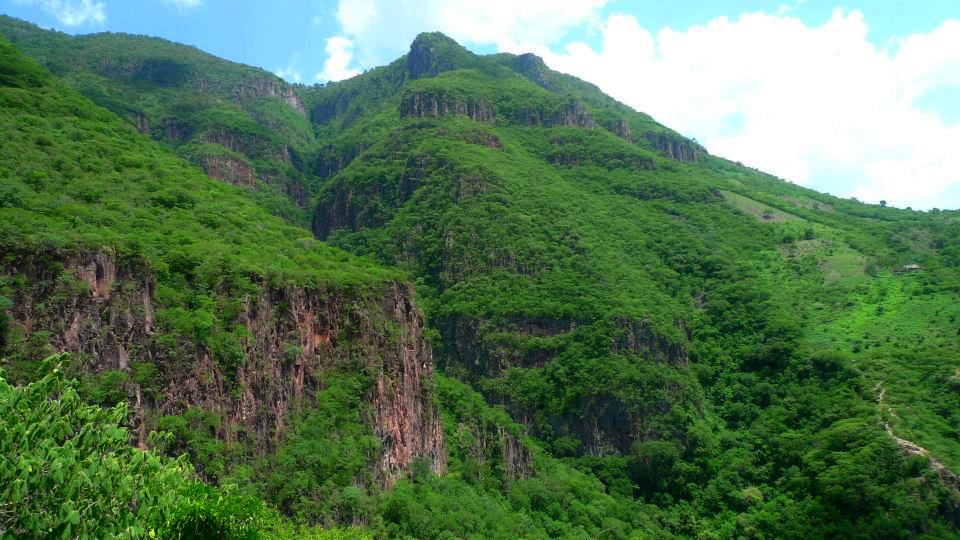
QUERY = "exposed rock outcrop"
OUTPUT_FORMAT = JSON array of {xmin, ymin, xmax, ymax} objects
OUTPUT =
[
  {"xmin": 311, "ymin": 96, "xmax": 350, "ymax": 125},
  {"xmin": 511, "ymin": 53, "xmax": 557, "ymax": 91},
  {"xmin": 439, "ymin": 316, "xmax": 574, "ymax": 378},
  {"xmin": 454, "ymin": 127, "xmax": 501, "ymax": 149},
  {"xmin": 236, "ymin": 76, "xmax": 305, "ymax": 115},
  {"xmin": 160, "ymin": 117, "xmax": 190, "ymax": 141},
  {"xmin": 198, "ymin": 154, "xmax": 257, "ymax": 188},
  {"xmin": 441, "ymin": 315, "xmax": 691, "ymax": 455},
  {"xmin": 283, "ymin": 178, "xmax": 310, "ymax": 207},
  {"xmin": 201, "ymin": 128, "xmax": 291, "ymax": 165},
  {"xmin": 408, "ymin": 36, "xmax": 438, "ymax": 80},
  {"xmin": 315, "ymin": 144, "xmax": 366, "ymax": 178},
  {"xmin": 607, "ymin": 118, "xmax": 633, "ymax": 142},
  {"xmin": 643, "ymin": 132, "xmax": 704, "ymax": 163},
  {"xmin": 454, "ymin": 420, "xmax": 533, "ymax": 481},
  {"xmin": 407, "ymin": 32, "xmax": 471, "ymax": 80},
  {"xmin": 440, "ymin": 315, "xmax": 688, "ymax": 378},
  {"xmin": 132, "ymin": 111, "xmax": 150, "ymax": 134},
  {"xmin": 515, "ymin": 99, "xmax": 597, "ymax": 128},
  {"xmin": 401, "ymin": 91, "xmax": 494, "ymax": 121},
  {"xmin": 611, "ymin": 317, "xmax": 690, "ymax": 366},
  {"xmin": 312, "ymin": 153, "xmax": 430, "ymax": 239},
  {"xmin": 1, "ymin": 250, "xmax": 445, "ymax": 486}
]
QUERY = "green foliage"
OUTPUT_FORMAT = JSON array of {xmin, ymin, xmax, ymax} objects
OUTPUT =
[
  {"xmin": 374, "ymin": 374, "xmax": 668, "ymax": 539},
  {"xmin": 0, "ymin": 35, "xmax": 394, "ymax": 289},
  {"xmin": 258, "ymin": 372, "xmax": 381, "ymax": 524},
  {"xmin": 0, "ymin": 355, "xmax": 264, "ymax": 539},
  {"xmin": 303, "ymin": 29, "xmax": 960, "ymax": 538},
  {"xmin": 0, "ymin": 38, "xmax": 45, "ymax": 88},
  {"xmin": 0, "ymin": 294, "xmax": 12, "ymax": 353},
  {"xmin": 1, "ymin": 20, "xmax": 959, "ymax": 540},
  {"xmin": 0, "ymin": 15, "xmax": 320, "ymax": 225}
]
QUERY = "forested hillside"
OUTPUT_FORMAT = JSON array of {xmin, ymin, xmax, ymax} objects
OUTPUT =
[{"xmin": 2, "ymin": 17, "xmax": 960, "ymax": 539}]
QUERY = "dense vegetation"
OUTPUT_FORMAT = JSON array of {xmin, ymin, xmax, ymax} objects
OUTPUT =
[
  {"xmin": 0, "ymin": 15, "xmax": 316, "ymax": 225},
  {"xmin": 0, "ymin": 355, "xmax": 263, "ymax": 538},
  {"xmin": 2, "ymin": 20, "xmax": 959, "ymax": 539}
]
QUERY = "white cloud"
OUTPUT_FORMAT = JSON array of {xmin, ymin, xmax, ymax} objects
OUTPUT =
[
  {"xmin": 328, "ymin": 0, "xmax": 608, "ymax": 66},
  {"xmin": 162, "ymin": 0, "xmax": 201, "ymax": 12},
  {"xmin": 315, "ymin": 36, "xmax": 361, "ymax": 82},
  {"xmin": 14, "ymin": 0, "xmax": 106, "ymax": 26},
  {"xmin": 275, "ymin": 52, "xmax": 302, "ymax": 83},
  {"xmin": 533, "ymin": 10, "xmax": 960, "ymax": 209}
]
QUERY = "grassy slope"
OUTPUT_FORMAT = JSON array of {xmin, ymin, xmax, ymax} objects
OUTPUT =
[
  {"xmin": 0, "ymin": 37, "xmax": 390, "ymax": 289},
  {"xmin": 0, "ymin": 15, "xmax": 317, "ymax": 225}
]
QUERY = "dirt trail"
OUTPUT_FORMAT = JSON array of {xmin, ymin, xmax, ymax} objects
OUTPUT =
[{"xmin": 875, "ymin": 381, "xmax": 960, "ymax": 490}]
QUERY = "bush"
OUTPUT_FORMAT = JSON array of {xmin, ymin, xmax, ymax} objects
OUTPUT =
[{"xmin": 0, "ymin": 355, "xmax": 265, "ymax": 539}]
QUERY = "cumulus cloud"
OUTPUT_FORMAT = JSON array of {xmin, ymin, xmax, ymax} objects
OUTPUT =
[
  {"xmin": 275, "ymin": 52, "xmax": 302, "ymax": 83},
  {"xmin": 535, "ymin": 10, "xmax": 960, "ymax": 209},
  {"xmin": 14, "ymin": 0, "xmax": 106, "ymax": 26},
  {"xmin": 315, "ymin": 36, "xmax": 361, "ymax": 82},
  {"xmin": 327, "ymin": 0, "xmax": 608, "ymax": 68}
]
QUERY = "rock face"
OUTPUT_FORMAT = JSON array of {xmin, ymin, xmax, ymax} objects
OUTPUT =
[
  {"xmin": 407, "ymin": 32, "xmax": 469, "ymax": 79},
  {"xmin": 515, "ymin": 99, "xmax": 597, "ymax": 128},
  {"xmin": 607, "ymin": 118, "xmax": 633, "ymax": 142},
  {"xmin": 282, "ymin": 177, "xmax": 310, "ymax": 207},
  {"xmin": 610, "ymin": 317, "xmax": 690, "ymax": 366},
  {"xmin": 236, "ymin": 76, "xmax": 306, "ymax": 115},
  {"xmin": 1, "ymin": 249, "xmax": 445, "ymax": 486},
  {"xmin": 401, "ymin": 91, "xmax": 494, "ymax": 121},
  {"xmin": 439, "ymin": 316, "xmax": 575, "ymax": 378},
  {"xmin": 407, "ymin": 36, "xmax": 438, "ymax": 80},
  {"xmin": 511, "ymin": 53, "xmax": 556, "ymax": 91},
  {"xmin": 456, "ymin": 421, "xmax": 533, "ymax": 481},
  {"xmin": 315, "ymin": 144, "xmax": 366, "ymax": 178},
  {"xmin": 643, "ymin": 132, "xmax": 704, "ymax": 163},
  {"xmin": 132, "ymin": 111, "xmax": 150, "ymax": 134},
  {"xmin": 200, "ymin": 128, "xmax": 293, "ymax": 167},
  {"xmin": 440, "ymin": 315, "xmax": 690, "ymax": 455},
  {"xmin": 441, "ymin": 316, "xmax": 687, "ymax": 379},
  {"xmin": 198, "ymin": 154, "xmax": 257, "ymax": 188},
  {"xmin": 313, "ymin": 153, "xmax": 429, "ymax": 240},
  {"xmin": 160, "ymin": 117, "xmax": 189, "ymax": 141}
]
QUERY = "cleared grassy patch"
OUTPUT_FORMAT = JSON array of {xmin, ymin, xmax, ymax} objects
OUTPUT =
[{"xmin": 720, "ymin": 189, "xmax": 802, "ymax": 222}]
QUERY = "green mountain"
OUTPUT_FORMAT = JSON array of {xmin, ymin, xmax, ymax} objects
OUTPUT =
[{"xmin": 2, "ymin": 17, "xmax": 960, "ymax": 539}]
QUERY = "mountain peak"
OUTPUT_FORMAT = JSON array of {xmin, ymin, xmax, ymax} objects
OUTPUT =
[{"xmin": 407, "ymin": 31, "xmax": 474, "ymax": 79}]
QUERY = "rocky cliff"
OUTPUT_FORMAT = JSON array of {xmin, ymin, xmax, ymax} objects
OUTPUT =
[
  {"xmin": 1, "ymin": 248, "xmax": 445, "ymax": 486},
  {"xmin": 512, "ymin": 98, "xmax": 597, "ymax": 128},
  {"xmin": 406, "ymin": 32, "xmax": 474, "ymax": 80},
  {"xmin": 198, "ymin": 154, "xmax": 258, "ymax": 188},
  {"xmin": 235, "ymin": 76, "xmax": 305, "ymax": 115},
  {"xmin": 643, "ymin": 132, "xmax": 704, "ymax": 163},
  {"xmin": 400, "ymin": 90, "xmax": 494, "ymax": 121},
  {"xmin": 439, "ymin": 315, "xmax": 691, "ymax": 455}
]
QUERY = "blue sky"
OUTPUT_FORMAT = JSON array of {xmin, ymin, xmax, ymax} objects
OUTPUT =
[{"xmin": 4, "ymin": 0, "xmax": 960, "ymax": 209}]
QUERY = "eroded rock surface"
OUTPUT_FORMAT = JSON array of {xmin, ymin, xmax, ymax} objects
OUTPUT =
[{"xmin": 2, "ymin": 249, "xmax": 445, "ymax": 486}]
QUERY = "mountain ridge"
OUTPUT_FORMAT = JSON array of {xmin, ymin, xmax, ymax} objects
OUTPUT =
[{"xmin": 2, "ymin": 17, "xmax": 960, "ymax": 538}]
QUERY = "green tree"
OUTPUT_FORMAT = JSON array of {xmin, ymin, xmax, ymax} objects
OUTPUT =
[{"xmin": 0, "ymin": 355, "xmax": 264, "ymax": 539}]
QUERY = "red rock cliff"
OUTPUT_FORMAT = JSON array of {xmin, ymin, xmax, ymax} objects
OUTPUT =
[{"xmin": 1, "ymin": 249, "xmax": 445, "ymax": 486}]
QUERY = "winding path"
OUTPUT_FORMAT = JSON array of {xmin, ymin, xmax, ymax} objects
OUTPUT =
[{"xmin": 875, "ymin": 381, "xmax": 960, "ymax": 490}]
